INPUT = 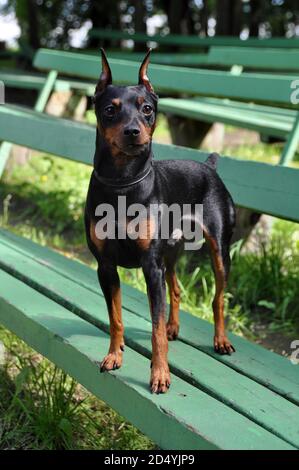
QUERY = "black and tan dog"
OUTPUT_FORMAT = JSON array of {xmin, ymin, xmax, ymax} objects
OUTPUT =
[{"xmin": 85, "ymin": 49, "xmax": 236, "ymax": 394}]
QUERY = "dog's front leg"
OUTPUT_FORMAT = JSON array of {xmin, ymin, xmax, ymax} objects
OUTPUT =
[
  {"xmin": 97, "ymin": 262, "xmax": 124, "ymax": 372},
  {"xmin": 142, "ymin": 256, "xmax": 170, "ymax": 393}
]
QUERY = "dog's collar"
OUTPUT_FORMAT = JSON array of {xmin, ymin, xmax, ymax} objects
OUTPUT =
[{"xmin": 93, "ymin": 163, "xmax": 153, "ymax": 188}]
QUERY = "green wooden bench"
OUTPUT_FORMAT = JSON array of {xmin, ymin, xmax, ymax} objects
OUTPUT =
[
  {"xmin": 206, "ymin": 47, "xmax": 299, "ymax": 73},
  {"xmin": 99, "ymin": 46, "xmax": 299, "ymax": 71},
  {"xmin": 89, "ymin": 28, "xmax": 299, "ymax": 49},
  {"xmin": 33, "ymin": 49, "xmax": 299, "ymax": 166},
  {"xmin": 0, "ymin": 56, "xmax": 95, "ymax": 175},
  {"xmin": 0, "ymin": 104, "xmax": 299, "ymax": 449}
]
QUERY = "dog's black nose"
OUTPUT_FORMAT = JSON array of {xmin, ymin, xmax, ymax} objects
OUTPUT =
[{"xmin": 124, "ymin": 127, "xmax": 140, "ymax": 137}]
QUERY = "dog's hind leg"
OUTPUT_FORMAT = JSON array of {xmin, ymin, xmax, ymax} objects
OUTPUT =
[{"xmin": 165, "ymin": 266, "xmax": 181, "ymax": 341}]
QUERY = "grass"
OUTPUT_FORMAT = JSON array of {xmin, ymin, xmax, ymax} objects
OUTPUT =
[
  {"xmin": 0, "ymin": 114, "xmax": 298, "ymax": 449},
  {"xmin": 0, "ymin": 327, "xmax": 154, "ymax": 450}
]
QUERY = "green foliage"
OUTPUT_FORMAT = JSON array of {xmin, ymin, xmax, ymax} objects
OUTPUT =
[
  {"xmin": 1, "ymin": 0, "xmax": 91, "ymax": 49},
  {"xmin": 0, "ymin": 327, "xmax": 154, "ymax": 450},
  {"xmin": 1, "ymin": 0, "xmax": 298, "ymax": 52},
  {"xmin": 0, "ymin": 154, "xmax": 91, "ymax": 248},
  {"xmin": 229, "ymin": 221, "xmax": 299, "ymax": 333}
]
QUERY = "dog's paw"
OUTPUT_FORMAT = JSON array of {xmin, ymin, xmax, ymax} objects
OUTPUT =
[
  {"xmin": 166, "ymin": 322, "xmax": 179, "ymax": 341},
  {"xmin": 99, "ymin": 351, "xmax": 123, "ymax": 372},
  {"xmin": 150, "ymin": 364, "xmax": 171, "ymax": 394},
  {"xmin": 214, "ymin": 335, "xmax": 236, "ymax": 355}
]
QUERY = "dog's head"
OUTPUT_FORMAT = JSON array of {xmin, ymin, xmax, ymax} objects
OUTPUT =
[{"xmin": 93, "ymin": 49, "xmax": 158, "ymax": 159}]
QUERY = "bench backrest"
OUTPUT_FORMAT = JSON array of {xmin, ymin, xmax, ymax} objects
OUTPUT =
[
  {"xmin": 0, "ymin": 104, "xmax": 298, "ymax": 223},
  {"xmin": 34, "ymin": 49, "xmax": 298, "ymax": 106},
  {"xmin": 91, "ymin": 47, "xmax": 299, "ymax": 71},
  {"xmin": 89, "ymin": 28, "xmax": 299, "ymax": 49},
  {"xmin": 208, "ymin": 47, "xmax": 299, "ymax": 72}
]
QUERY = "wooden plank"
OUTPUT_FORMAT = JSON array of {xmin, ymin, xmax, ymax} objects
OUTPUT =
[
  {"xmin": 0, "ymin": 70, "xmax": 58, "ymax": 177},
  {"xmin": 280, "ymin": 112, "xmax": 299, "ymax": 165},
  {"xmin": 34, "ymin": 49, "xmax": 297, "ymax": 105},
  {"xmin": 106, "ymin": 51, "xmax": 210, "ymax": 66},
  {"xmin": 208, "ymin": 47, "xmax": 299, "ymax": 72},
  {"xmin": 0, "ymin": 105, "xmax": 298, "ymax": 222},
  {"xmin": 159, "ymin": 98, "xmax": 292, "ymax": 138},
  {"xmin": 1, "ymin": 228, "xmax": 299, "ymax": 407},
  {"xmin": 88, "ymin": 28, "xmax": 299, "ymax": 49},
  {"xmin": 154, "ymin": 144, "xmax": 299, "ymax": 223},
  {"xmin": 0, "ymin": 142, "xmax": 12, "ymax": 175},
  {"xmin": 34, "ymin": 70, "xmax": 58, "ymax": 112},
  {"xmin": 1, "ymin": 229, "xmax": 299, "ymax": 446},
  {"xmin": 0, "ymin": 71, "xmax": 95, "ymax": 95},
  {"xmin": 0, "ymin": 71, "xmax": 48, "ymax": 90},
  {"xmin": 195, "ymin": 97, "xmax": 297, "ymax": 118},
  {"xmin": 0, "ymin": 269, "xmax": 294, "ymax": 450}
]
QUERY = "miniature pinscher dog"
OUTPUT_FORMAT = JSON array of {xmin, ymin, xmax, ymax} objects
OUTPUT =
[{"xmin": 85, "ymin": 49, "xmax": 236, "ymax": 394}]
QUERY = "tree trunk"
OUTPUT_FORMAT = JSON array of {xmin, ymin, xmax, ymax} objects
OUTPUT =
[
  {"xmin": 216, "ymin": 0, "xmax": 233, "ymax": 36},
  {"xmin": 88, "ymin": 3, "xmax": 121, "ymax": 49},
  {"xmin": 167, "ymin": 115, "xmax": 212, "ymax": 148},
  {"xmin": 249, "ymin": 0, "xmax": 261, "ymax": 37},
  {"xmin": 200, "ymin": 0, "xmax": 209, "ymax": 36},
  {"xmin": 165, "ymin": 0, "xmax": 189, "ymax": 50},
  {"xmin": 232, "ymin": 0, "xmax": 242, "ymax": 36},
  {"xmin": 216, "ymin": 0, "xmax": 242, "ymax": 36},
  {"xmin": 27, "ymin": 0, "xmax": 40, "ymax": 49},
  {"xmin": 134, "ymin": 0, "xmax": 147, "ymax": 52}
]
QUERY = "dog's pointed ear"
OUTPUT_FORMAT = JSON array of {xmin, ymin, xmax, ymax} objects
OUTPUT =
[
  {"xmin": 138, "ymin": 49, "xmax": 154, "ymax": 93},
  {"xmin": 96, "ymin": 48, "xmax": 112, "ymax": 93}
]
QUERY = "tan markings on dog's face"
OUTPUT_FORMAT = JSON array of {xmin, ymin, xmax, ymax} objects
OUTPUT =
[
  {"xmin": 139, "ymin": 120, "xmax": 155, "ymax": 140},
  {"xmin": 90, "ymin": 221, "xmax": 106, "ymax": 253},
  {"xmin": 136, "ymin": 96, "xmax": 145, "ymax": 106},
  {"xmin": 101, "ymin": 123, "xmax": 130, "ymax": 164}
]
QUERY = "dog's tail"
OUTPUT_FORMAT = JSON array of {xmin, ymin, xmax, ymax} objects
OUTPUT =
[{"xmin": 205, "ymin": 152, "xmax": 219, "ymax": 171}]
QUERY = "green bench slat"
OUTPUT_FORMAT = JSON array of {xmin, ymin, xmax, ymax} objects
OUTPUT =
[
  {"xmin": 4, "ymin": 271, "xmax": 288, "ymax": 450},
  {"xmin": 106, "ymin": 51, "xmax": 210, "ymax": 66},
  {"xmin": 1, "ymin": 229, "xmax": 298, "ymax": 407},
  {"xmin": 105, "ymin": 47, "xmax": 299, "ymax": 70},
  {"xmin": 0, "ymin": 104, "xmax": 298, "ymax": 223},
  {"xmin": 0, "ymin": 71, "xmax": 95, "ymax": 95},
  {"xmin": 0, "ymin": 230, "xmax": 298, "ymax": 448},
  {"xmin": 88, "ymin": 28, "xmax": 299, "ymax": 49},
  {"xmin": 196, "ymin": 97, "xmax": 297, "ymax": 118},
  {"xmin": 32, "ymin": 48, "xmax": 299, "ymax": 164},
  {"xmin": 159, "ymin": 98, "xmax": 292, "ymax": 138},
  {"xmin": 34, "ymin": 49, "xmax": 297, "ymax": 105},
  {"xmin": 208, "ymin": 47, "xmax": 299, "ymax": 72}
]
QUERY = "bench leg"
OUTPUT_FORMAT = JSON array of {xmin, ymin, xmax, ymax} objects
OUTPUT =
[
  {"xmin": 167, "ymin": 114, "xmax": 212, "ymax": 148},
  {"xmin": 0, "ymin": 70, "xmax": 58, "ymax": 177},
  {"xmin": 279, "ymin": 112, "xmax": 299, "ymax": 166},
  {"xmin": 0, "ymin": 141, "xmax": 12, "ymax": 176}
]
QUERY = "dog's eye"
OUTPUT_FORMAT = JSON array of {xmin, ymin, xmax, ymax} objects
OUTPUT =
[
  {"xmin": 104, "ymin": 105, "xmax": 116, "ymax": 117},
  {"xmin": 142, "ymin": 104, "xmax": 153, "ymax": 116}
]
